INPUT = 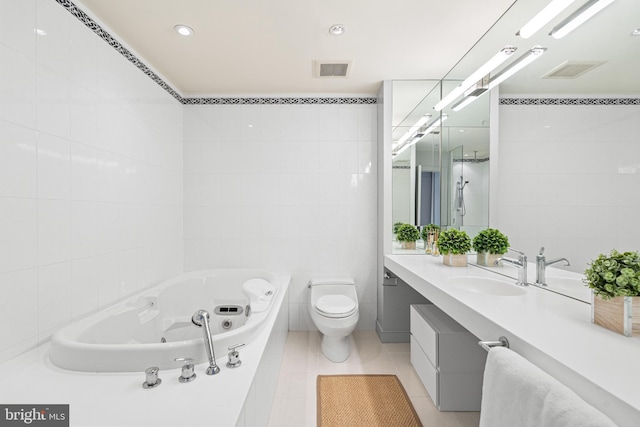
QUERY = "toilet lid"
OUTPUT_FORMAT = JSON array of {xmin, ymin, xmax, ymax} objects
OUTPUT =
[{"xmin": 315, "ymin": 295, "xmax": 357, "ymax": 318}]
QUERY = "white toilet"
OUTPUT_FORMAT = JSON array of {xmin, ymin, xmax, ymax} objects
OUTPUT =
[{"xmin": 308, "ymin": 278, "xmax": 359, "ymax": 363}]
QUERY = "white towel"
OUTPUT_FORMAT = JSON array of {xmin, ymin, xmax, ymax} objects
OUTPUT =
[{"xmin": 479, "ymin": 347, "xmax": 617, "ymax": 427}]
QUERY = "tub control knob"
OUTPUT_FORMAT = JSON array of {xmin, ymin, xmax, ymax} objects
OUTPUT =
[
  {"xmin": 227, "ymin": 343, "xmax": 245, "ymax": 368},
  {"xmin": 142, "ymin": 366, "xmax": 161, "ymax": 389},
  {"xmin": 175, "ymin": 358, "xmax": 196, "ymax": 383}
]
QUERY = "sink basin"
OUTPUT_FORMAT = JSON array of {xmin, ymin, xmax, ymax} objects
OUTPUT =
[{"xmin": 447, "ymin": 276, "xmax": 527, "ymax": 296}]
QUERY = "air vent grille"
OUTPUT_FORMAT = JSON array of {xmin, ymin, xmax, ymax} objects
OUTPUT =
[
  {"xmin": 542, "ymin": 61, "xmax": 605, "ymax": 79},
  {"xmin": 314, "ymin": 60, "xmax": 352, "ymax": 78}
]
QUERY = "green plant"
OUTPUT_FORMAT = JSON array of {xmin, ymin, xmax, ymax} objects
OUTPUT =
[
  {"xmin": 393, "ymin": 222, "xmax": 406, "ymax": 234},
  {"xmin": 437, "ymin": 228, "xmax": 471, "ymax": 255},
  {"xmin": 584, "ymin": 250, "xmax": 640, "ymax": 300},
  {"xmin": 397, "ymin": 224, "xmax": 420, "ymax": 242},
  {"xmin": 420, "ymin": 224, "xmax": 440, "ymax": 241},
  {"xmin": 472, "ymin": 228, "xmax": 510, "ymax": 255}
]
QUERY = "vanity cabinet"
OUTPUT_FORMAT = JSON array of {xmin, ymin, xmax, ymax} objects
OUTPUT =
[{"xmin": 410, "ymin": 304, "xmax": 487, "ymax": 411}]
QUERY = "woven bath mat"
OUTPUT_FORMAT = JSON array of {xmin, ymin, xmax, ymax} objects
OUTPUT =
[{"xmin": 317, "ymin": 374, "xmax": 423, "ymax": 427}]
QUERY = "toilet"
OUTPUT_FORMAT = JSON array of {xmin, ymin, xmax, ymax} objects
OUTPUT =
[{"xmin": 308, "ymin": 278, "xmax": 359, "ymax": 362}]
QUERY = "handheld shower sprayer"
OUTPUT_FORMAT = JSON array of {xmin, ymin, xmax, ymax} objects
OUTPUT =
[{"xmin": 192, "ymin": 309, "xmax": 221, "ymax": 375}]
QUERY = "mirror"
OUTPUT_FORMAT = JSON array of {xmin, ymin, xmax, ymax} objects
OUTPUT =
[
  {"xmin": 437, "ymin": 0, "xmax": 640, "ymax": 279},
  {"xmin": 391, "ymin": 78, "xmax": 491, "ymax": 254}
]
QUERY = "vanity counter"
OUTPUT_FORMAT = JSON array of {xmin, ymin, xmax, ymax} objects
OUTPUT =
[{"xmin": 385, "ymin": 254, "xmax": 640, "ymax": 427}]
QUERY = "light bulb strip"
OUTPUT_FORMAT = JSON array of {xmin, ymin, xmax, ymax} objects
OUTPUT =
[
  {"xmin": 489, "ymin": 46, "xmax": 547, "ymax": 89},
  {"xmin": 434, "ymin": 46, "xmax": 516, "ymax": 111},
  {"xmin": 393, "ymin": 115, "xmax": 448, "ymax": 157},
  {"xmin": 550, "ymin": 0, "xmax": 616, "ymax": 39},
  {"xmin": 517, "ymin": 0, "xmax": 577, "ymax": 38}
]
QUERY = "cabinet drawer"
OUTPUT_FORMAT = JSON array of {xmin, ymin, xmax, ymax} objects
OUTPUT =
[
  {"xmin": 410, "ymin": 336, "xmax": 438, "ymax": 407},
  {"xmin": 410, "ymin": 306, "xmax": 437, "ymax": 366}
]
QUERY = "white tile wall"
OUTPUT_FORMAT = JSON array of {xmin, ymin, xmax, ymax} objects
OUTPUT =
[
  {"xmin": 183, "ymin": 104, "xmax": 378, "ymax": 331},
  {"xmin": 495, "ymin": 101, "xmax": 640, "ymax": 273},
  {"xmin": 0, "ymin": 0, "xmax": 183, "ymax": 363}
]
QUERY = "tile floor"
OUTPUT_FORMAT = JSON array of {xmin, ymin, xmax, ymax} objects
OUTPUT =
[{"xmin": 268, "ymin": 330, "xmax": 481, "ymax": 427}]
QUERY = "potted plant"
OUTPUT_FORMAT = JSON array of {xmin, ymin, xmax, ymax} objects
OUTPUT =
[
  {"xmin": 437, "ymin": 228, "xmax": 471, "ymax": 267},
  {"xmin": 397, "ymin": 224, "xmax": 420, "ymax": 250},
  {"xmin": 584, "ymin": 250, "xmax": 640, "ymax": 336},
  {"xmin": 393, "ymin": 222, "xmax": 405, "ymax": 240},
  {"xmin": 421, "ymin": 224, "xmax": 440, "ymax": 255},
  {"xmin": 472, "ymin": 228, "xmax": 510, "ymax": 267}
]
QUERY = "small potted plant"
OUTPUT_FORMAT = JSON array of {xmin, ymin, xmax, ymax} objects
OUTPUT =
[
  {"xmin": 437, "ymin": 228, "xmax": 471, "ymax": 267},
  {"xmin": 421, "ymin": 224, "xmax": 440, "ymax": 255},
  {"xmin": 393, "ymin": 222, "xmax": 405, "ymax": 240},
  {"xmin": 472, "ymin": 228, "xmax": 510, "ymax": 267},
  {"xmin": 397, "ymin": 224, "xmax": 420, "ymax": 250},
  {"xmin": 584, "ymin": 250, "xmax": 640, "ymax": 337}
]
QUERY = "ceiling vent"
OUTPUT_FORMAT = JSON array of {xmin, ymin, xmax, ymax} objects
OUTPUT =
[
  {"xmin": 542, "ymin": 60, "xmax": 605, "ymax": 79},
  {"xmin": 314, "ymin": 60, "xmax": 353, "ymax": 78}
]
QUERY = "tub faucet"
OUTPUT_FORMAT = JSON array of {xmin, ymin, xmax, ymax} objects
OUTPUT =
[
  {"xmin": 191, "ymin": 310, "xmax": 221, "ymax": 375},
  {"xmin": 535, "ymin": 247, "xmax": 570, "ymax": 286},
  {"xmin": 496, "ymin": 248, "xmax": 528, "ymax": 286}
]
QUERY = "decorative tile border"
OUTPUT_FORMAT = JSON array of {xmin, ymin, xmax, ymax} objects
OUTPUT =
[
  {"xmin": 182, "ymin": 97, "xmax": 377, "ymax": 105},
  {"xmin": 500, "ymin": 98, "xmax": 640, "ymax": 106},
  {"xmin": 56, "ymin": 0, "xmax": 377, "ymax": 106}
]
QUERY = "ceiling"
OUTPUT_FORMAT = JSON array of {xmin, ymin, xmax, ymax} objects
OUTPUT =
[{"xmin": 77, "ymin": 0, "xmax": 517, "ymax": 96}]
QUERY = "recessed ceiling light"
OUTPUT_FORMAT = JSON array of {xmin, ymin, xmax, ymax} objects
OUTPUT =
[
  {"xmin": 632, "ymin": 28, "xmax": 640, "ymax": 36},
  {"xmin": 329, "ymin": 24, "xmax": 346, "ymax": 35},
  {"xmin": 174, "ymin": 25, "xmax": 194, "ymax": 36}
]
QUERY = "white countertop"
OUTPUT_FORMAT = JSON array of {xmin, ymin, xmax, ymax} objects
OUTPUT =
[{"xmin": 385, "ymin": 254, "xmax": 640, "ymax": 427}]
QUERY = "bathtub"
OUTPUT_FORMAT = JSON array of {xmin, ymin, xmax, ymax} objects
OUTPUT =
[{"xmin": 50, "ymin": 269, "xmax": 288, "ymax": 373}]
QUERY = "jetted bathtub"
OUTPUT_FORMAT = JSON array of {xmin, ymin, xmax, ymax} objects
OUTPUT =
[{"xmin": 50, "ymin": 269, "xmax": 289, "ymax": 372}]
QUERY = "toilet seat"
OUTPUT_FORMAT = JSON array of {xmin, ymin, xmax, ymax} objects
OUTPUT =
[{"xmin": 314, "ymin": 295, "xmax": 357, "ymax": 318}]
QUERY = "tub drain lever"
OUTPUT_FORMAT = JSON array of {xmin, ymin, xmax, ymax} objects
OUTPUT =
[
  {"xmin": 227, "ymin": 343, "xmax": 245, "ymax": 368},
  {"xmin": 175, "ymin": 357, "xmax": 196, "ymax": 383}
]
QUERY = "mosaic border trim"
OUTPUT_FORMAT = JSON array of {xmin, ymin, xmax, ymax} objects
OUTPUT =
[
  {"xmin": 56, "ymin": 0, "xmax": 377, "ymax": 106},
  {"xmin": 500, "ymin": 98, "xmax": 640, "ymax": 106},
  {"xmin": 182, "ymin": 97, "xmax": 377, "ymax": 105}
]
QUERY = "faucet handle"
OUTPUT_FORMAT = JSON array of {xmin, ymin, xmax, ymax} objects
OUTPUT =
[
  {"xmin": 142, "ymin": 366, "xmax": 162, "ymax": 389},
  {"xmin": 539, "ymin": 246, "xmax": 545, "ymax": 256},
  {"xmin": 175, "ymin": 358, "xmax": 196, "ymax": 383},
  {"xmin": 227, "ymin": 343, "xmax": 245, "ymax": 368}
]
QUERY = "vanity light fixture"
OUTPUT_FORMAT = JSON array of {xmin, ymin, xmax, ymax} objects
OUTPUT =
[
  {"xmin": 549, "ymin": 0, "xmax": 616, "ymax": 39},
  {"xmin": 174, "ymin": 24, "xmax": 194, "ymax": 36},
  {"xmin": 434, "ymin": 46, "xmax": 516, "ymax": 112},
  {"xmin": 489, "ymin": 46, "xmax": 547, "ymax": 88},
  {"xmin": 393, "ymin": 115, "xmax": 448, "ymax": 158},
  {"xmin": 450, "ymin": 46, "xmax": 547, "ymax": 113},
  {"xmin": 517, "ymin": 0, "xmax": 577, "ymax": 38},
  {"xmin": 393, "ymin": 114, "xmax": 432, "ymax": 149},
  {"xmin": 451, "ymin": 96, "xmax": 479, "ymax": 112}
]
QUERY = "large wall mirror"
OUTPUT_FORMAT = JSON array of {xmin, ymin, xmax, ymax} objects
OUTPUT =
[{"xmin": 435, "ymin": 0, "xmax": 640, "ymax": 272}]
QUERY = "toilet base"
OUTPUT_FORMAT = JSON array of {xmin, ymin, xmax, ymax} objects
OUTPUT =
[{"xmin": 320, "ymin": 334, "xmax": 351, "ymax": 363}]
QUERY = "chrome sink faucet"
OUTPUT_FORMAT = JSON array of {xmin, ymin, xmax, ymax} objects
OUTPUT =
[
  {"xmin": 496, "ymin": 248, "xmax": 528, "ymax": 286},
  {"xmin": 535, "ymin": 247, "xmax": 570, "ymax": 286}
]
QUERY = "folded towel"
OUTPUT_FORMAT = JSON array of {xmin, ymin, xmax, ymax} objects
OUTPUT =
[{"xmin": 479, "ymin": 347, "xmax": 617, "ymax": 427}]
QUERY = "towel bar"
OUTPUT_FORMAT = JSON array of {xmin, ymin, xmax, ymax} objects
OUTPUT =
[{"xmin": 478, "ymin": 336, "xmax": 509, "ymax": 352}]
